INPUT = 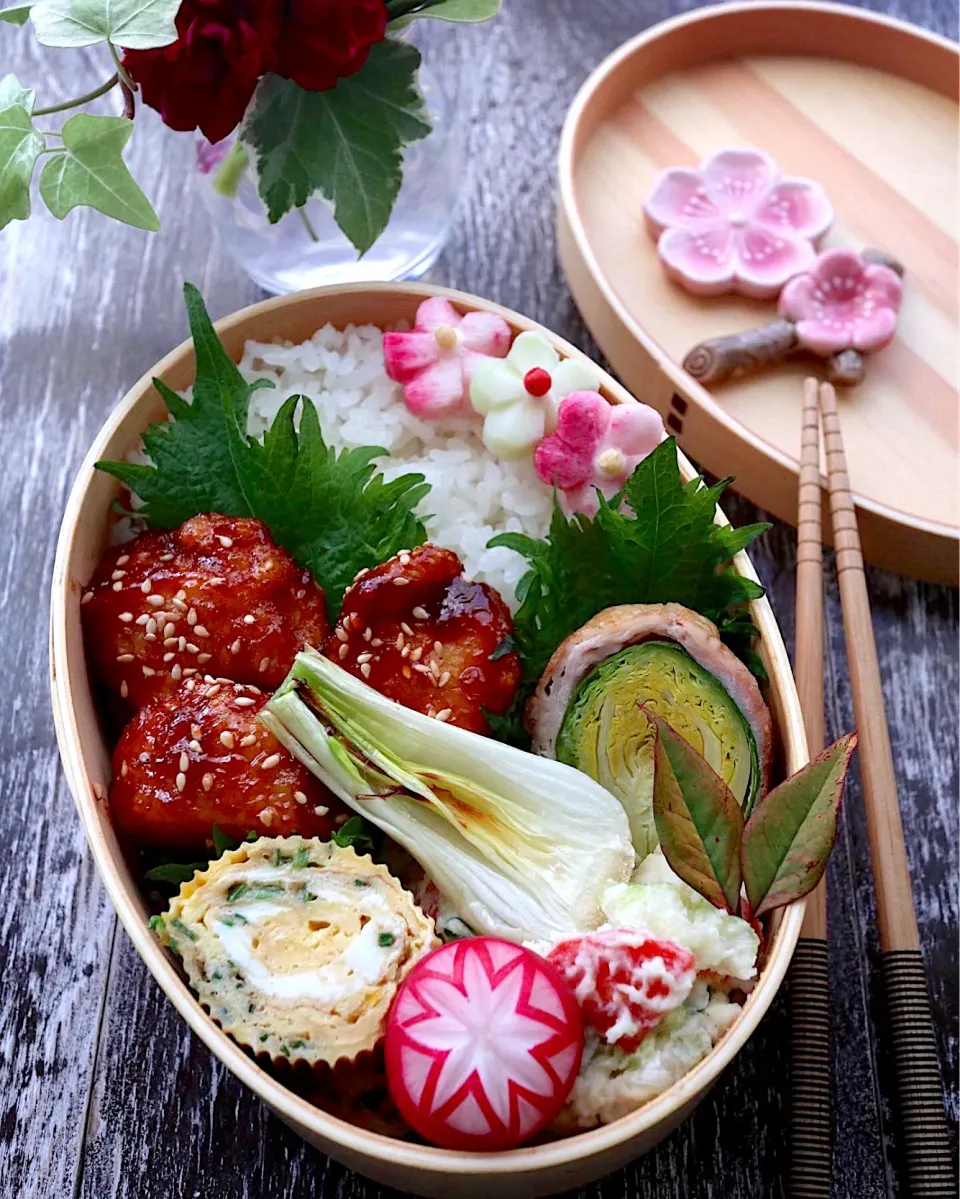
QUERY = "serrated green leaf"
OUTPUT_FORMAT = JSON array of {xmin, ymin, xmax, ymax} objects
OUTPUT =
[
  {"xmin": 242, "ymin": 39, "xmax": 431, "ymax": 253},
  {"xmin": 489, "ymin": 438, "xmax": 769, "ymax": 681},
  {"xmin": 0, "ymin": 101, "xmax": 43, "ymax": 229},
  {"xmin": 30, "ymin": 0, "xmax": 178, "ymax": 48},
  {"xmin": 0, "ymin": 74, "xmax": 34, "ymax": 112},
  {"xmin": 39, "ymin": 113, "xmax": 159, "ymax": 230},
  {"xmin": 97, "ymin": 283, "xmax": 430, "ymax": 619},
  {"xmin": 0, "ymin": 5, "xmax": 31, "ymax": 25},
  {"xmin": 388, "ymin": 0, "xmax": 500, "ymax": 28},
  {"xmin": 649, "ymin": 709, "xmax": 744, "ymax": 912},
  {"xmin": 741, "ymin": 733, "xmax": 857, "ymax": 917}
]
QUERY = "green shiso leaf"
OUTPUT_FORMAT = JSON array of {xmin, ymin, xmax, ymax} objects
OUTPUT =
[
  {"xmin": 241, "ymin": 39, "xmax": 431, "ymax": 253},
  {"xmin": 489, "ymin": 438, "xmax": 770, "ymax": 683},
  {"xmin": 39, "ymin": 114, "xmax": 159, "ymax": 231},
  {"xmin": 30, "ymin": 0, "xmax": 179, "ymax": 49},
  {"xmin": 211, "ymin": 825, "xmax": 234, "ymax": 858},
  {"xmin": 741, "ymin": 733, "xmax": 857, "ymax": 917},
  {"xmin": 649, "ymin": 709, "xmax": 744, "ymax": 912},
  {"xmin": 0, "ymin": 100, "xmax": 43, "ymax": 229},
  {"xmin": 96, "ymin": 283, "xmax": 430, "ymax": 619},
  {"xmin": 145, "ymin": 860, "xmax": 206, "ymax": 885},
  {"xmin": 332, "ymin": 815, "xmax": 375, "ymax": 855}
]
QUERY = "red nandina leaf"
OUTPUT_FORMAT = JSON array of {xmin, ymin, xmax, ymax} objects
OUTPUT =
[
  {"xmin": 648, "ymin": 708, "xmax": 744, "ymax": 912},
  {"xmin": 741, "ymin": 733, "xmax": 857, "ymax": 917}
]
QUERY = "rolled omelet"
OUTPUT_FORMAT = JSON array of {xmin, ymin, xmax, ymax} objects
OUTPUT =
[{"xmin": 156, "ymin": 836, "xmax": 437, "ymax": 1067}]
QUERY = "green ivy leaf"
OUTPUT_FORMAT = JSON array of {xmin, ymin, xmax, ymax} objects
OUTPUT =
[
  {"xmin": 242, "ymin": 39, "xmax": 432, "ymax": 254},
  {"xmin": 741, "ymin": 734, "xmax": 857, "ymax": 917},
  {"xmin": 649, "ymin": 709, "xmax": 744, "ymax": 912},
  {"xmin": 39, "ymin": 113, "xmax": 159, "ymax": 230},
  {"xmin": 388, "ymin": 0, "xmax": 500, "ymax": 28},
  {"xmin": 0, "ymin": 74, "xmax": 34, "ymax": 111},
  {"xmin": 30, "ymin": 0, "xmax": 178, "ymax": 48},
  {"xmin": 0, "ymin": 5, "xmax": 31, "ymax": 25},
  {"xmin": 0, "ymin": 101, "xmax": 43, "ymax": 229}
]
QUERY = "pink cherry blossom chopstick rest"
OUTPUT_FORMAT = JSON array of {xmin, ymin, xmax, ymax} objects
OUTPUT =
[
  {"xmin": 644, "ymin": 147, "xmax": 833, "ymax": 299},
  {"xmin": 534, "ymin": 391, "xmax": 665, "ymax": 517},
  {"xmin": 683, "ymin": 247, "xmax": 904, "ymax": 387},
  {"xmin": 383, "ymin": 297, "xmax": 512, "ymax": 418}
]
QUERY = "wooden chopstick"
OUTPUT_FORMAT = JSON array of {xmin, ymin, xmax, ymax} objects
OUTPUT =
[
  {"xmin": 788, "ymin": 378, "xmax": 832, "ymax": 1197},
  {"xmin": 818, "ymin": 381, "xmax": 955, "ymax": 1197}
]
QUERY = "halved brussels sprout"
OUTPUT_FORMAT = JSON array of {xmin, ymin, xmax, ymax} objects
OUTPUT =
[{"xmin": 556, "ymin": 641, "xmax": 760, "ymax": 859}]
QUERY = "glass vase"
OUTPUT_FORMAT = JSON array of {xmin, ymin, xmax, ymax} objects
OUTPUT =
[{"xmin": 195, "ymin": 67, "xmax": 462, "ymax": 294}]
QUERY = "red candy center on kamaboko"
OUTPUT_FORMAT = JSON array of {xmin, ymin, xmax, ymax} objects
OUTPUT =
[{"xmin": 523, "ymin": 367, "xmax": 552, "ymax": 397}]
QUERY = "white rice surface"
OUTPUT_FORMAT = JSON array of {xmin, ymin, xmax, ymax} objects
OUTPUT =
[{"xmin": 236, "ymin": 322, "xmax": 554, "ymax": 610}]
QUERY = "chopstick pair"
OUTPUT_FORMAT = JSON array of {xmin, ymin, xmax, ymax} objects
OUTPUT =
[{"xmin": 787, "ymin": 380, "xmax": 955, "ymax": 1198}]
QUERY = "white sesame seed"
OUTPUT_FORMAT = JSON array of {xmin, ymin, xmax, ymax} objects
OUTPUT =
[
  {"xmin": 120, "ymin": 761, "xmax": 128, "ymax": 778},
  {"xmin": 111, "ymin": 569, "xmax": 126, "ymax": 581},
  {"xmin": 410, "ymin": 647, "xmax": 423, "ymax": 662},
  {"xmin": 294, "ymin": 791, "xmax": 307, "ymax": 805},
  {"xmin": 234, "ymin": 697, "xmax": 256, "ymax": 708},
  {"xmin": 116, "ymin": 653, "xmax": 134, "ymax": 663},
  {"xmin": 120, "ymin": 680, "xmax": 129, "ymax": 699},
  {"xmin": 335, "ymin": 627, "xmax": 348, "ymax": 643},
  {"xmin": 206, "ymin": 683, "xmax": 220, "ymax": 697},
  {"xmin": 371, "ymin": 638, "xmax": 383, "ymax": 648},
  {"xmin": 189, "ymin": 739, "xmax": 201, "ymax": 753},
  {"xmin": 240, "ymin": 734, "xmax": 256, "ymax": 747},
  {"xmin": 259, "ymin": 809, "xmax": 274, "ymax": 828},
  {"xmin": 186, "ymin": 608, "xmax": 197, "ymax": 626},
  {"xmin": 172, "ymin": 598, "xmax": 188, "ymax": 611},
  {"xmin": 171, "ymin": 664, "xmax": 182, "ymax": 681},
  {"xmin": 230, "ymin": 639, "xmax": 241, "ymax": 654},
  {"xmin": 140, "ymin": 580, "xmax": 152, "ymax": 594},
  {"xmin": 438, "ymin": 671, "xmax": 451, "ymax": 687},
  {"xmin": 179, "ymin": 752, "xmax": 189, "ymax": 773},
  {"xmin": 393, "ymin": 577, "xmax": 409, "ymax": 586},
  {"xmin": 360, "ymin": 662, "xmax": 372, "ymax": 679},
  {"xmin": 197, "ymin": 653, "xmax": 212, "ymax": 664},
  {"xmin": 434, "ymin": 641, "xmax": 443, "ymax": 655},
  {"xmin": 258, "ymin": 657, "xmax": 269, "ymax": 672},
  {"xmin": 220, "ymin": 731, "xmax": 235, "ymax": 749},
  {"xmin": 356, "ymin": 652, "xmax": 373, "ymax": 664},
  {"xmin": 400, "ymin": 622, "xmax": 414, "ymax": 637},
  {"xmin": 243, "ymin": 614, "xmax": 255, "ymax": 625},
  {"xmin": 119, "ymin": 612, "xmax": 133, "ymax": 622},
  {"xmin": 147, "ymin": 595, "xmax": 164, "ymax": 607},
  {"xmin": 135, "ymin": 614, "xmax": 150, "ymax": 626},
  {"xmin": 186, "ymin": 643, "xmax": 199, "ymax": 655},
  {"xmin": 400, "ymin": 646, "xmax": 410, "ymax": 659},
  {"xmin": 361, "ymin": 627, "xmax": 371, "ymax": 642},
  {"xmin": 176, "ymin": 589, "xmax": 186, "ymax": 601},
  {"xmin": 111, "ymin": 581, "xmax": 123, "ymax": 592},
  {"xmin": 194, "ymin": 626, "xmax": 209, "ymax": 638},
  {"xmin": 435, "ymin": 708, "xmax": 452, "ymax": 722},
  {"xmin": 142, "ymin": 666, "xmax": 156, "ymax": 677},
  {"xmin": 314, "ymin": 804, "xmax": 329, "ymax": 816},
  {"xmin": 115, "ymin": 554, "xmax": 130, "ymax": 567},
  {"xmin": 163, "ymin": 622, "xmax": 175, "ymax": 638},
  {"xmin": 261, "ymin": 754, "xmax": 281, "ymax": 770},
  {"xmin": 159, "ymin": 553, "xmax": 174, "ymax": 562},
  {"xmin": 176, "ymin": 772, "xmax": 186, "ymax": 792},
  {"xmin": 163, "ymin": 652, "xmax": 175, "ymax": 663},
  {"xmin": 399, "ymin": 553, "xmax": 411, "ymax": 566},
  {"xmin": 202, "ymin": 773, "xmax": 214, "ymax": 792},
  {"xmin": 178, "ymin": 637, "xmax": 187, "ymax": 651},
  {"xmin": 412, "ymin": 607, "xmax": 429, "ymax": 621},
  {"xmin": 338, "ymin": 643, "xmax": 349, "ymax": 660},
  {"xmin": 144, "ymin": 618, "xmax": 156, "ymax": 636},
  {"xmin": 183, "ymin": 668, "xmax": 197, "ymax": 678},
  {"xmin": 185, "ymin": 678, "xmax": 196, "ymax": 689},
  {"xmin": 164, "ymin": 638, "xmax": 177, "ymax": 648},
  {"xmin": 217, "ymin": 535, "xmax": 233, "ymax": 548}
]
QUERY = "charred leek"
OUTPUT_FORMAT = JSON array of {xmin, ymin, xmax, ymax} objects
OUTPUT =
[{"xmin": 262, "ymin": 649, "xmax": 634, "ymax": 943}]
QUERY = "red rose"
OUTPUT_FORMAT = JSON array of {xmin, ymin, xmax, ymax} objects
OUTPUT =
[
  {"xmin": 274, "ymin": 0, "xmax": 387, "ymax": 93},
  {"xmin": 123, "ymin": 0, "xmax": 280, "ymax": 145}
]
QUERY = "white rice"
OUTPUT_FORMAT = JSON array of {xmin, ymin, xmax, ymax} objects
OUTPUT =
[{"xmin": 235, "ymin": 322, "xmax": 554, "ymax": 610}]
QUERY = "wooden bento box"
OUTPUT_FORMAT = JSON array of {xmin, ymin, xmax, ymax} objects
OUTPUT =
[{"xmin": 50, "ymin": 282, "xmax": 807, "ymax": 1198}]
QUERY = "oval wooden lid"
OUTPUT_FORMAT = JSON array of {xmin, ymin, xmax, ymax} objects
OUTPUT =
[{"xmin": 558, "ymin": 1, "xmax": 959, "ymax": 585}]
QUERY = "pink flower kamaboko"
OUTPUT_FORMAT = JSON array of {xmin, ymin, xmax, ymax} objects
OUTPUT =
[
  {"xmin": 382, "ymin": 297, "xmax": 512, "ymax": 419},
  {"xmin": 534, "ymin": 392, "xmax": 665, "ymax": 518},
  {"xmin": 644, "ymin": 147, "xmax": 834, "ymax": 299}
]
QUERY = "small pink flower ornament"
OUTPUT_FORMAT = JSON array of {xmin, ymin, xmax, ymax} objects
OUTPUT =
[
  {"xmin": 383, "ymin": 297, "xmax": 512, "ymax": 418},
  {"xmin": 645, "ymin": 147, "xmax": 833, "ymax": 298},
  {"xmin": 534, "ymin": 392, "xmax": 665, "ymax": 518}
]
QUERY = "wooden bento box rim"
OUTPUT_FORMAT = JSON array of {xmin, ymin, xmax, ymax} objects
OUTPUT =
[
  {"xmin": 555, "ymin": 0, "xmax": 960, "ymax": 584},
  {"xmin": 50, "ymin": 280, "xmax": 807, "ymax": 1187}
]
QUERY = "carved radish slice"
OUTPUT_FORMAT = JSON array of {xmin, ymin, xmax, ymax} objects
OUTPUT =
[
  {"xmin": 547, "ymin": 930, "xmax": 696, "ymax": 1053},
  {"xmin": 384, "ymin": 937, "xmax": 583, "ymax": 1149}
]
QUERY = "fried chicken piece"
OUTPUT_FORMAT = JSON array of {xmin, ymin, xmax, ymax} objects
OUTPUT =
[
  {"xmin": 325, "ymin": 544, "xmax": 521, "ymax": 734},
  {"xmin": 110, "ymin": 677, "xmax": 347, "ymax": 848},
  {"xmin": 82, "ymin": 514, "xmax": 329, "ymax": 710}
]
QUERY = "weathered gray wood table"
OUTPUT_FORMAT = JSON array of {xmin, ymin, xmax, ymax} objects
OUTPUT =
[{"xmin": 2, "ymin": 2, "xmax": 956, "ymax": 1196}]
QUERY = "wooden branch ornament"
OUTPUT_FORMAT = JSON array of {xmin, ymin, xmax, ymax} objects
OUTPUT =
[{"xmin": 683, "ymin": 248, "xmax": 904, "ymax": 388}]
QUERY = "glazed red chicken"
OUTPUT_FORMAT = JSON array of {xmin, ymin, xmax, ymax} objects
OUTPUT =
[
  {"xmin": 324, "ymin": 544, "xmax": 521, "ymax": 734},
  {"xmin": 82, "ymin": 514, "xmax": 329, "ymax": 709},
  {"xmin": 110, "ymin": 677, "xmax": 347, "ymax": 848}
]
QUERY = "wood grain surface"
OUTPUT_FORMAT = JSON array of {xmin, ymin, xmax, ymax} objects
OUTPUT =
[{"xmin": 1, "ymin": 3, "xmax": 956, "ymax": 1198}]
